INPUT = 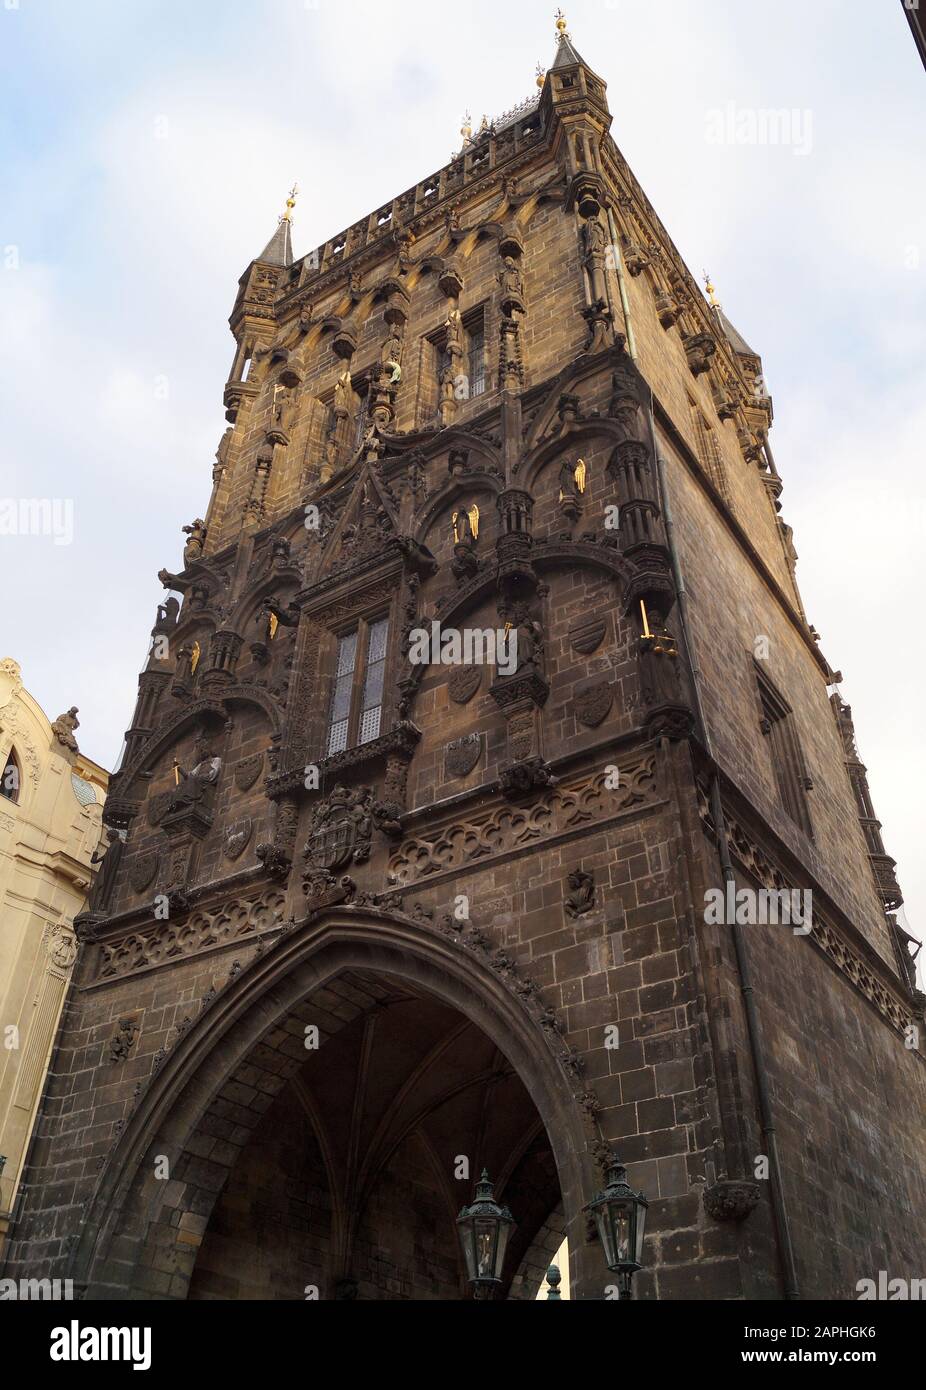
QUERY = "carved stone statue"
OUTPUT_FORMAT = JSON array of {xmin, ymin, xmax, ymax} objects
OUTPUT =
[
  {"xmin": 451, "ymin": 542, "xmax": 479, "ymax": 585},
  {"xmin": 89, "ymin": 826, "xmax": 124, "ymax": 911},
  {"xmin": 173, "ymin": 642, "xmax": 197, "ymax": 689},
  {"xmin": 182, "ymin": 518, "xmax": 207, "ymax": 565},
  {"xmin": 498, "ymin": 255, "xmax": 525, "ymax": 313},
  {"xmin": 51, "ymin": 707, "xmax": 80, "ymax": 752},
  {"xmin": 582, "ymin": 214, "xmax": 610, "ymax": 309},
  {"xmin": 333, "ymin": 365, "xmax": 352, "ymax": 418},
  {"xmin": 451, "ymin": 509, "xmax": 479, "ymax": 584},
  {"xmin": 564, "ymin": 869, "xmax": 595, "ymax": 918},
  {"xmin": 271, "ymin": 383, "xmax": 294, "ymax": 436},
  {"xmin": 215, "ymin": 427, "xmax": 232, "ymax": 468},
  {"xmin": 152, "ymin": 597, "xmax": 180, "ymax": 636},
  {"xmin": 381, "ymin": 331, "xmax": 402, "ymax": 365},
  {"xmin": 559, "ymin": 457, "xmax": 579, "ymax": 501},
  {"xmin": 166, "ymin": 738, "xmax": 222, "ymax": 814},
  {"xmin": 381, "ymin": 332, "xmax": 403, "ymax": 384},
  {"xmin": 109, "ymin": 1017, "xmax": 140, "ymax": 1064},
  {"xmin": 444, "ymin": 308, "xmax": 464, "ymax": 361},
  {"xmin": 582, "ymin": 214, "xmax": 608, "ymax": 257},
  {"xmin": 454, "ymin": 507, "xmax": 475, "ymax": 545},
  {"xmin": 511, "ymin": 605, "xmax": 544, "ymax": 672},
  {"xmin": 439, "ymin": 365, "xmax": 457, "ymax": 426}
]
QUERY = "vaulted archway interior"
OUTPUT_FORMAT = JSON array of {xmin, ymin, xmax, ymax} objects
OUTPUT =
[{"xmin": 186, "ymin": 970, "xmax": 562, "ymax": 1301}]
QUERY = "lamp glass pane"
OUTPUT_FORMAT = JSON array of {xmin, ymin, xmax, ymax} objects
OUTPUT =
[
  {"xmin": 459, "ymin": 1222, "xmax": 477, "ymax": 1281},
  {"xmin": 495, "ymin": 1220, "xmax": 511, "ymax": 1276},
  {"xmin": 634, "ymin": 1203, "xmax": 646, "ymax": 1264},
  {"xmin": 614, "ymin": 1206, "xmax": 631, "ymax": 1264},
  {"xmin": 474, "ymin": 1218, "xmax": 497, "ymax": 1279},
  {"xmin": 594, "ymin": 1209, "xmax": 615, "ymax": 1268}
]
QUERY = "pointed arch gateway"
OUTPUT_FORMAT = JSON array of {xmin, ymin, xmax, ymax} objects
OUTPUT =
[{"xmin": 75, "ymin": 908, "xmax": 605, "ymax": 1300}]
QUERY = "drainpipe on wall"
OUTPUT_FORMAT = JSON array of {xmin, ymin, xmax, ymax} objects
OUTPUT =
[
  {"xmin": 646, "ymin": 389, "xmax": 801, "ymax": 1301},
  {"xmin": 606, "ymin": 205, "xmax": 638, "ymax": 362}
]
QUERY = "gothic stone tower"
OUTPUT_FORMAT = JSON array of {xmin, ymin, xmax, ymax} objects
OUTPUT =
[{"xmin": 6, "ymin": 20, "xmax": 924, "ymax": 1301}]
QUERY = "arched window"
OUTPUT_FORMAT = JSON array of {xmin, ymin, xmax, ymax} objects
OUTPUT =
[{"xmin": 1, "ymin": 749, "xmax": 21, "ymax": 803}]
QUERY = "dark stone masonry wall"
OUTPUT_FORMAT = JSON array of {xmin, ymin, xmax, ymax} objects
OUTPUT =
[{"xmin": 4, "ymin": 32, "xmax": 923, "ymax": 1301}]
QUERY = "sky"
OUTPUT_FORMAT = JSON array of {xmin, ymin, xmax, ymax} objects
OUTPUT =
[{"xmin": 0, "ymin": 0, "xmax": 923, "ymax": 982}]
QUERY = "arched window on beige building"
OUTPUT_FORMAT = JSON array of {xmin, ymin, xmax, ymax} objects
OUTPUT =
[{"xmin": 1, "ymin": 749, "xmax": 20, "ymax": 803}]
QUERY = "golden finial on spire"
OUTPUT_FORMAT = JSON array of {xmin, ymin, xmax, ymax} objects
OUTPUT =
[
  {"xmin": 536, "ymin": 60, "xmax": 545, "ymax": 88},
  {"xmin": 282, "ymin": 182, "xmax": 298, "ymax": 223},
  {"xmin": 460, "ymin": 110, "xmax": 472, "ymax": 146},
  {"xmin": 703, "ymin": 271, "xmax": 720, "ymax": 308},
  {"xmin": 554, "ymin": 8, "xmax": 570, "ymax": 40}
]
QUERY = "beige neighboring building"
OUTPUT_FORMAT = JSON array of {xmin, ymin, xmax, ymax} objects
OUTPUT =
[{"xmin": 0, "ymin": 657, "xmax": 107, "ymax": 1257}]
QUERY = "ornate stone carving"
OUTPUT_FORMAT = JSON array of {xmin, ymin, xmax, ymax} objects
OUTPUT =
[
  {"xmin": 498, "ymin": 255, "xmax": 525, "ymax": 315},
  {"xmin": 95, "ymin": 889, "xmax": 287, "ymax": 981},
  {"xmin": 234, "ymin": 752, "xmax": 265, "ymax": 792},
  {"xmin": 499, "ymin": 757, "xmax": 555, "ymax": 800},
  {"xmin": 109, "ymin": 1017, "xmax": 140, "ymax": 1064},
  {"xmin": 89, "ymin": 827, "xmax": 125, "ymax": 911},
  {"xmin": 223, "ymin": 817, "xmax": 253, "ymax": 862},
  {"xmin": 498, "ymin": 313, "xmax": 524, "ymax": 392},
  {"xmin": 623, "ymin": 243, "xmax": 651, "ymax": 277},
  {"xmin": 333, "ymin": 485, "xmax": 394, "ymax": 573},
  {"xmin": 44, "ymin": 924, "xmax": 78, "ymax": 971},
  {"xmin": 574, "ymin": 679, "xmax": 613, "ymax": 728},
  {"xmin": 152, "ymin": 597, "xmax": 179, "ymax": 638},
  {"xmin": 51, "ymin": 706, "xmax": 80, "ymax": 752},
  {"xmin": 507, "ymin": 708, "xmax": 536, "ymax": 762},
  {"xmin": 254, "ymin": 844, "xmax": 289, "ymax": 878},
  {"xmin": 445, "ymin": 733, "xmax": 483, "ymax": 779},
  {"xmin": 303, "ymin": 785, "xmax": 374, "ymax": 874},
  {"xmin": 683, "ymin": 332, "xmax": 717, "ymax": 377},
  {"xmin": 654, "ymin": 289, "xmax": 680, "ymax": 329},
  {"xmin": 569, "ymin": 616, "xmax": 607, "ymax": 655},
  {"xmin": 448, "ymin": 665, "xmax": 482, "ymax": 705},
  {"xmin": 581, "ymin": 213, "xmax": 608, "ymax": 299},
  {"xmin": 703, "ymin": 1180, "xmax": 761, "ymax": 1223},
  {"xmin": 564, "ymin": 869, "xmax": 596, "ymax": 918},
  {"xmin": 164, "ymin": 738, "xmax": 222, "ymax": 821},
  {"xmin": 389, "ymin": 759, "xmax": 657, "ymax": 887},
  {"xmin": 303, "ymin": 869, "xmax": 355, "ymax": 911},
  {"xmin": 128, "ymin": 849, "xmax": 160, "ymax": 895},
  {"xmin": 696, "ymin": 782, "xmax": 921, "ymax": 1036},
  {"xmin": 73, "ymin": 911, "xmax": 103, "ymax": 945},
  {"xmin": 268, "ymin": 383, "xmax": 295, "ymax": 444},
  {"xmin": 182, "ymin": 518, "xmax": 207, "ymax": 565}
]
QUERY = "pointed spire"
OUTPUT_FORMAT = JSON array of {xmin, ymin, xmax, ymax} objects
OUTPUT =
[
  {"xmin": 256, "ymin": 184, "xmax": 298, "ymax": 267},
  {"xmin": 551, "ymin": 8, "xmax": 587, "ymax": 68},
  {"xmin": 703, "ymin": 272, "xmax": 758, "ymax": 356}
]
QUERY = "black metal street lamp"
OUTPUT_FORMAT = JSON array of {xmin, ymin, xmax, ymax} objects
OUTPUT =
[
  {"xmin": 585, "ymin": 1153, "xmax": 648, "ymax": 1299},
  {"xmin": 456, "ymin": 1169, "xmax": 515, "ymax": 1300}
]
